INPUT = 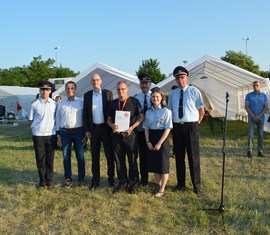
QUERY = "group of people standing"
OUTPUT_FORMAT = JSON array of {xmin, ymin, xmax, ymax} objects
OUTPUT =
[{"xmin": 28, "ymin": 65, "xmax": 206, "ymax": 198}]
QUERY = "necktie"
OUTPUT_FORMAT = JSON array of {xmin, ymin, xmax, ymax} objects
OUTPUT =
[
  {"xmin": 179, "ymin": 89, "xmax": 183, "ymax": 119},
  {"xmin": 144, "ymin": 94, "xmax": 148, "ymax": 115}
]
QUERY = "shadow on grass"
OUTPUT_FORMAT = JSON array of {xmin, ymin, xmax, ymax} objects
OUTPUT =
[
  {"xmin": 0, "ymin": 165, "xmax": 123, "ymax": 189},
  {"xmin": 0, "ymin": 145, "xmax": 33, "ymax": 151},
  {"xmin": 0, "ymin": 167, "xmax": 62, "ymax": 186},
  {"xmin": 200, "ymin": 146, "xmax": 248, "ymax": 158}
]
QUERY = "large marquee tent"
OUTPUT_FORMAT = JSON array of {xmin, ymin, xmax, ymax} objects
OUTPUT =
[
  {"xmin": 156, "ymin": 55, "xmax": 270, "ymax": 131},
  {"xmin": 0, "ymin": 86, "xmax": 39, "ymax": 119},
  {"xmin": 53, "ymin": 62, "xmax": 141, "ymax": 99}
]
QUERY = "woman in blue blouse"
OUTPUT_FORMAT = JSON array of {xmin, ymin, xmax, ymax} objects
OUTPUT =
[{"xmin": 142, "ymin": 87, "xmax": 173, "ymax": 198}]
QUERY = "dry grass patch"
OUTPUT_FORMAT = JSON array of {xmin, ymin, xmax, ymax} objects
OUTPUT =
[{"xmin": 0, "ymin": 121, "xmax": 270, "ymax": 234}]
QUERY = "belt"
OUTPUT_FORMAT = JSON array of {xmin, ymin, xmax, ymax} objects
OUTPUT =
[
  {"xmin": 174, "ymin": 122, "xmax": 196, "ymax": 125},
  {"xmin": 61, "ymin": 127, "xmax": 82, "ymax": 131},
  {"xmin": 93, "ymin": 123, "xmax": 106, "ymax": 127}
]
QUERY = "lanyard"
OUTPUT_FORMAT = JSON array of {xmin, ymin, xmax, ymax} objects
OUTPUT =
[{"xmin": 118, "ymin": 96, "xmax": 129, "ymax": 111}]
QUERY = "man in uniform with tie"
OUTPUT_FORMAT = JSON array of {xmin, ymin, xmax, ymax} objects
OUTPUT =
[
  {"xmin": 168, "ymin": 66, "xmax": 205, "ymax": 196},
  {"xmin": 134, "ymin": 73, "xmax": 152, "ymax": 186}
]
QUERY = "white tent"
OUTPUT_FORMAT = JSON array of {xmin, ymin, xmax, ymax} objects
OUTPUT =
[
  {"xmin": 0, "ymin": 86, "xmax": 39, "ymax": 119},
  {"xmin": 53, "ymin": 62, "xmax": 141, "ymax": 99},
  {"xmin": 156, "ymin": 55, "xmax": 270, "ymax": 130}
]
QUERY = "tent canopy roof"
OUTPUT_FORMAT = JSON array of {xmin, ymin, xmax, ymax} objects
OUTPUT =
[
  {"xmin": 53, "ymin": 62, "xmax": 141, "ymax": 98},
  {"xmin": 157, "ymin": 54, "xmax": 269, "ymax": 94},
  {"xmin": 0, "ymin": 86, "xmax": 39, "ymax": 96},
  {"xmin": 156, "ymin": 55, "xmax": 270, "ymax": 122}
]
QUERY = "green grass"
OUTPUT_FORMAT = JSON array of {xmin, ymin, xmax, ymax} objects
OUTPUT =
[{"xmin": 0, "ymin": 120, "xmax": 270, "ymax": 234}]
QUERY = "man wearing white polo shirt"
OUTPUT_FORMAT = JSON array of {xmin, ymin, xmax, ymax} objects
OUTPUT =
[{"xmin": 56, "ymin": 81, "xmax": 86, "ymax": 188}]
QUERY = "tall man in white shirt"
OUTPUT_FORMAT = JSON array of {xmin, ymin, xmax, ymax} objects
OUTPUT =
[
  {"xmin": 56, "ymin": 81, "xmax": 86, "ymax": 187},
  {"xmin": 134, "ymin": 73, "xmax": 152, "ymax": 186},
  {"xmin": 28, "ymin": 80, "xmax": 57, "ymax": 188},
  {"xmin": 83, "ymin": 74, "xmax": 115, "ymax": 188}
]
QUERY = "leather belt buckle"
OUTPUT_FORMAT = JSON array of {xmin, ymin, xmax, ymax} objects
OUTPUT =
[{"xmin": 179, "ymin": 122, "xmax": 185, "ymax": 125}]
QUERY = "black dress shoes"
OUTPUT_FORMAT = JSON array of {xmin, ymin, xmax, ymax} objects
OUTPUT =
[
  {"xmin": 113, "ymin": 183, "xmax": 127, "ymax": 193},
  {"xmin": 258, "ymin": 151, "xmax": 264, "ymax": 157},
  {"xmin": 108, "ymin": 178, "xmax": 115, "ymax": 187},
  {"xmin": 90, "ymin": 182, "xmax": 99, "ymax": 190},
  {"xmin": 174, "ymin": 185, "xmax": 187, "ymax": 192}
]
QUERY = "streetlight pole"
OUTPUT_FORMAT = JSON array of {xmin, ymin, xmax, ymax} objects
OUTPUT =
[
  {"xmin": 242, "ymin": 38, "xmax": 249, "ymax": 56},
  {"xmin": 183, "ymin": 60, "xmax": 188, "ymax": 67},
  {"xmin": 54, "ymin": 46, "xmax": 60, "ymax": 67}
]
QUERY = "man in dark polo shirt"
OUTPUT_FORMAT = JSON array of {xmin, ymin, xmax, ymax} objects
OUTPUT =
[{"xmin": 107, "ymin": 81, "xmax": 144, "ymax": 194}]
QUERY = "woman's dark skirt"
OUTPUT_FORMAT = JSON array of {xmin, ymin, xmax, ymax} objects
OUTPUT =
[{"xmin": 147, "ymin": 129, "xmax": 170, "ymax": 174}]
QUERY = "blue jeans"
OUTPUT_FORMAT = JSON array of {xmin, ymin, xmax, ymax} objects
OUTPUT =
[
  {"xmin": 60, "ymin": 128, "xmax": 85, "ymax": 182},
  {"xmin": 248, "ymin": 119, "xmax": 264, "ymax": 153}
]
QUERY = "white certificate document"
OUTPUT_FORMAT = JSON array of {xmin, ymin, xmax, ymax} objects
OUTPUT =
[{"xmin": 115, "ymin": 111, "xmax": 130, "ymax": 132}]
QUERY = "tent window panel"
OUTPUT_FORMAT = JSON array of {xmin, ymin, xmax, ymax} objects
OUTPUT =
[
  {"xmin": 54, "ymin": 80, "xmax": 65, "ymax": 85},
  {"xmin": 0, "ymin": 105, "xmax": 5, "ymax": 116}
]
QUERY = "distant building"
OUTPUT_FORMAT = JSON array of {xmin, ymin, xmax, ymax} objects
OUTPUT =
[{"xmin": 49, "ymin": 77, "xmax": 74, "ymax": 90}]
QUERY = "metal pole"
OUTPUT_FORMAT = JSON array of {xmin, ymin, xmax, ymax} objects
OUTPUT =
[
  {"xmin": 242, "ymin": 38, "xmax": 249, "ymax": 56},
  {"xmin": 54, "ymin": 46, "xmax": 59, "ymax": 67}
]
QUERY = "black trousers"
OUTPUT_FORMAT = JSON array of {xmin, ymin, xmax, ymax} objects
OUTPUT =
[
  {"xmin": 137, "ymin": 131, "xmax": 148, "ymax": 184},
  {"xmin": 173, "ymin": 122, "xmax": 201, "ymax": 193},
  {"xmin": 33, "ymin": 135, "xmax": 56, "ymax": 184},
  {"xmin": 90, "ymin": 124, "xmax": 115, "ymax": 183},
  {"xmin": 112, "ymin": 131, "xmax": 138, "ymax": 186}
]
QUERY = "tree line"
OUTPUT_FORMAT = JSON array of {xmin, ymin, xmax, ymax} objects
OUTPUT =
[
  {"xmin": 0, "ymin": 51, "xmax": 268, "ymax": 87},
  {"xmin": 0, "ymin": 56, "xmax": 79, "ymax": 87}
]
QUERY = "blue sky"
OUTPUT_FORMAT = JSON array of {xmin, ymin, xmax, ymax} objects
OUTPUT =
[{"xmin": 1, "ymin": 0, "xmax": 270, "ymax": 76}]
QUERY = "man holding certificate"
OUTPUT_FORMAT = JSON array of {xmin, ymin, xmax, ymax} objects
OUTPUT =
[{"xmin": 107, "ymin": 81, "xmax": 144, "ymax": 194}]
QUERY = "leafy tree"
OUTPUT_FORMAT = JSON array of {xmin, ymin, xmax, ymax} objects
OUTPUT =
[
  {"xmin": 25, "ymin": 56, "xmax": 55, "ymax": 87},
  {"xmin": 259, "ymin": 70, "xmax": 270, "ymax": 78},
  {"xmin": 0, "ymin": 55, "xmax": 78, "ymax": 87},
  {"xmin": 0, "ymin": 67, "xmax": 28, "ymax": 86},
  {"xmin": 136, "ymin": 58, "xmax": 166, "ymax": 84},
  {"xmin": 221, "ymin": 51, "xmax": 261, "ymax": 75},
  {"xmin": 54, "ymin": 66, "xmax": 78, "ymax": 78}
]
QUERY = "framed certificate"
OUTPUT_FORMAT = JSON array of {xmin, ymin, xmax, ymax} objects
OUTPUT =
[{"xmin": 115, "ymin": 111, "xmax": 130, "ymax": 132}]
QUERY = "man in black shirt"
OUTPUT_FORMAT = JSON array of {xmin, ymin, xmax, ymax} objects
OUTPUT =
[{"xmin": 107, "ymin": 81, "xmax": 144, "ymax": 194}]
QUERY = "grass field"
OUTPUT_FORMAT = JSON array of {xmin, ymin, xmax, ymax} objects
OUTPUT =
[{"xmin": 0, "ymin": 119, "xmax": 270, "ymax": 234}]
